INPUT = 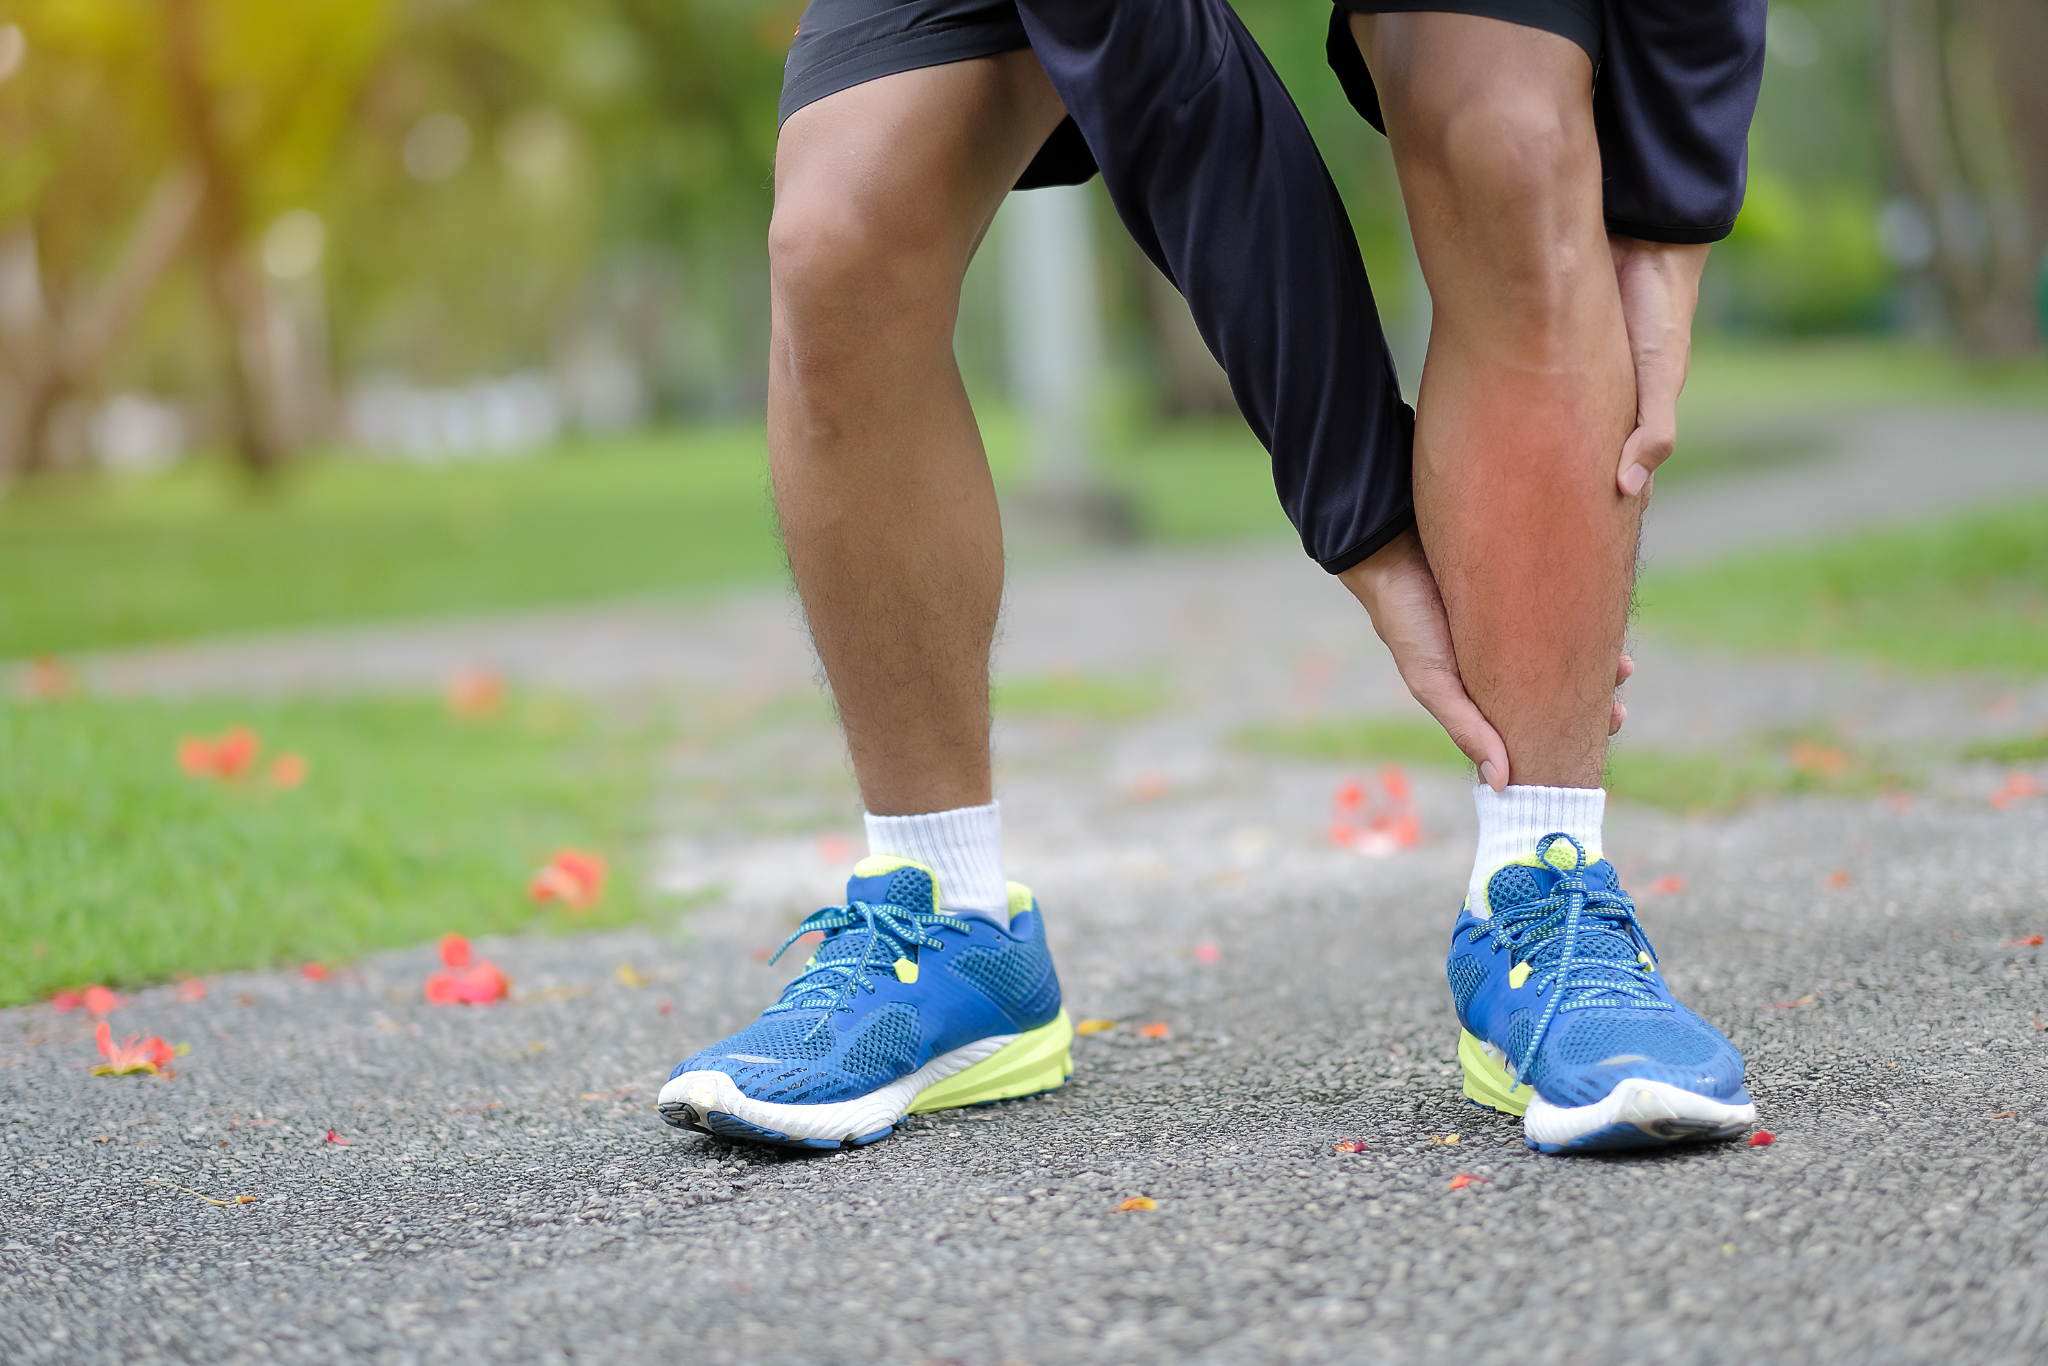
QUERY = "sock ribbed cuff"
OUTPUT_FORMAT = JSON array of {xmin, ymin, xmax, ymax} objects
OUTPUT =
[
  {"xmin": 863, "ymin": 800, "xmax": 1008, "ymax": 923},
  {"xmin": 1467, "ymin": 784, "xmax": 1606, "ymax": 916}
]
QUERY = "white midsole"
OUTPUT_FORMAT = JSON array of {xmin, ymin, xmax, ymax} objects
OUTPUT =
[
  {"xmin": 657, "ymin": 1033, "xmax": 1016, "ymax": 1143},
  {"xmin": 1524, "ymin": 1077, "xmax": 1757, "ymax": 1145}
]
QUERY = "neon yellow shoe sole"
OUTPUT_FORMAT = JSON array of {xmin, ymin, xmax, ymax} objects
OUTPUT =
[
  {"xmin": 1458, "ymin": 1027, "xmax": 1531, "ymax": 1116},
  {"xmin": 909, "ymin": 1009, "xmax": 1074, "ymax": 1114}
]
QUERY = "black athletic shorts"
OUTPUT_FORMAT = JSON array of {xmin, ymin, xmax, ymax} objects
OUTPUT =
[
  {"xmin": 779, "ymin": 0, "xmax": 1099, "ymax": 189},
  {"xmin": 1327, "ymin": 0, "xmax": 1766, "ymax": 243}
]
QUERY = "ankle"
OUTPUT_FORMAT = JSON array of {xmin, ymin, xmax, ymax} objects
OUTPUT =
[
  {"xmin": 863, "ymin": 801, "xmax": 1009, "ymax": 924},
  {"xmin": 1467, "ymin": 784, "xmax": 1605, "ymax": 915}
]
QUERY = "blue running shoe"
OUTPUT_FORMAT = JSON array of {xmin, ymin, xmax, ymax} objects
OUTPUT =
[
  {"xmin": 657, "ymin": 857, "xmax": 1073, "ymax": 1149},
  {"xmin": 1449, "ymin": 834, "xmax": 1756, "ymax": 1153}
]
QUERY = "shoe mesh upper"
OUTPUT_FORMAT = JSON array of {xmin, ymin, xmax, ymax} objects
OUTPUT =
[
  {"xmin": 1474, "ymin": 841, "xmax": 1747, "ymax": 1108},
  {"xmin": 948, "ymin": 940, "xmax": 1058, "ymax": 1021},
  {"xmin": 672, "ymin": 871, "xmax": 1059, "ymax": 1107},
  {"xmin": 1447, "ymin": 955, "xmax": 1487, "ymax": 1017},
  {"xmin": 842, "ymin": 1003, "xmax": 922, "ymax": 1081}
]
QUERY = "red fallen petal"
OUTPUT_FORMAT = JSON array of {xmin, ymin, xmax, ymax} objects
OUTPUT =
[
  {"xmin": 2005, "ymin": 934, "xmax": 2046, "ymax": 948},
  {"xmin": 1749, "ymin": 1131, "xmax": 1776, "ymax": 1147},
  {"xmin": 52, "ymin": 990, "xmax": 83, "ymax": 1012},
  {"xmin": 325, "ymin": 1130, "xmax": 350, "ymax": 1145},
  {"xmin": 657, "ymin": 1002, "xmax": 674, "ymax": 1015},
  {"xmin": 175, "ymin": 979, "xmax": 207, "ymax": 1003},
  {"xmin": 439, "ymin": 933, "xmax": 472, "ymax": 969},
  {"xmin": 1380, "ymin": 766, "xmax": 1411, "ymax": 801},
  {"xmin": 449, "ymin": 962, "xmax": 509, "ymax": 1004},
  {"xmin": 1647, "ymin": 874, "xmax": 1687, "ymax": 896},
  {"xmin": 426, "ymin": 961, "xmax": 509, "ymax": 1005},
  {"xmin": 1447, "ymin": 1173, "xmax": 1487, "ymax": 1190},
  {"xmin": 83, "ymin": 985, "xmax": 120, "ymax": 1016},
  {"xmin": 1336, "ymin": 782, "xmax": 1364, "ymax": 809},
  {"xmin": 1333, "ymin": 1139, "xmax": 1368, "ymax": 1154},
  {"xmin": 445, "ymin": 668, "xmax": 504, "ymax": 718},
  {"xmin": 1193, "ymin": 942, "xmax": 1221, "ymax": 965},
  {"xmin": 147, "ymin": 1037, "xmax": 176, "ymax": 1069},
  {"xmin": 301, "ymin": 962, "xmax": 330, "ymax": 981},
  {"xmin": 269, "ymin": 753, "xmax": 309, "ymax": 789},
  {"xmin": 177, "ymin": 737, "xmax": 218, "ymax": 777},
  {"xmin": 530, "ymin": 849, "xmax": 607, "ymax": 911},
  {"xmin": 95, "ymin": 1020, "xmax": 115, "ymax": 1059},
  {"xmin": 214, "ymin": 726, "xmax": 261, "ymax": 778},
  {"xmin": 1138, "ymin": 1022, "xmax": 1169, "ymax": 1039}
]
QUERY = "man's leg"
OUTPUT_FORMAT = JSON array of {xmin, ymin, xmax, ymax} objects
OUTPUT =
[
  {"xmin": 658, "ymin": 58, "xmax": 1078, "ymax": 1149},
  {"xmin": 1354, "ymin": 12, "xmax": 1637, "ymax": 792},
  {"xmin": 1350, "ymin": 12, "xmax": 1755, "ymax": 1153},
  {"xmin": 769, "ymin": 55, "xmax": 1065, "ymax": 828}
]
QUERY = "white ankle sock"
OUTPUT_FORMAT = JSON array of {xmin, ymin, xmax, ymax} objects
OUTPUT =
[
  {"xmin": 862, "ymin": 800, "xmax": 1009, "ymax": 924},
  {"xmin": 1467, "ymin": 784, "xmax": 1605, "ymax": 916}
]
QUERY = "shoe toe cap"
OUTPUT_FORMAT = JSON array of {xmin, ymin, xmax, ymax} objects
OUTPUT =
[{"xmin": 1531, "ymin": 1007, "xmax": 1746, "ymax": 1107}]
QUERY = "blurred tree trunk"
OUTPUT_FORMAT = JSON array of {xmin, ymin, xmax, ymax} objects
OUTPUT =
[
  {"xmin": 1885, "ymin": 0, "xmax": 2045, "ymax": 353},
  {"xmin": 0, "ymin": 168, "xmax": 202, "ymax": 476},
  {"xmin": 1973, "ymin": 0, "xmax": 2048, "ymax": 322},
  {"xmin": 162, "ymin": 0, "xmax": 289, "ymax": 473}
]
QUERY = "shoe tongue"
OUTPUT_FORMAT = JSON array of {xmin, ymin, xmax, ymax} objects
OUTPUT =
[
  {"xmin": 1486, "ymin": 857, "xmax": 1618, "ymax": 913},
  {"xmin": 844, "ymin": 857, "xmax": 940, "ymax": 915},
  {"xmin": 807, "ymin": 859, "xmax": 940, "ymax": 967}
]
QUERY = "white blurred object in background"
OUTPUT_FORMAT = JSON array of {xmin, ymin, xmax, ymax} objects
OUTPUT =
[
  {"xmin": 1001, "ymin": 184, "xmax": 1102, "ymax": 500},
  {"xmin": 348, "ymin": 373, "xmax": 561, "ymax": 461},
  {"xmin": 90, "ymin": 393, "xmax": 184, "ymax": 470}
]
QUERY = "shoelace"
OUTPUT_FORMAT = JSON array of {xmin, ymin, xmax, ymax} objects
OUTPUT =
[
  {"xmin": 761, "ymin": 899, "xmax": 968, "ymax": 1019},
  {"xmin": 1466, "ymin": 833, "xmax": 1669, "ymax": 1085}
]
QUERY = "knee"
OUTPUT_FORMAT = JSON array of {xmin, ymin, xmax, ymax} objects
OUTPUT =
[
  {"xmin": 768, "ymin": 175, "xmax": 957, "ymax": 343},
  {"xmin": 1407, "ymin": 87, "xmax": 1591, "ymax": 223}
]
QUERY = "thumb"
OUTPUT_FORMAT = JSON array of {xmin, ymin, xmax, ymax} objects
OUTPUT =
[{"xmin": 1408, "ymin": 664, "xmax": 1510, "ymax": 792}]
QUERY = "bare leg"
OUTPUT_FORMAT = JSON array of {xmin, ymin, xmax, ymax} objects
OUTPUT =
[
  {"xmin": 768, "ymin": 56, "xmax": 1067, "ymax": 815},
  {"xmin": 1352, "ymin": 12, "xmax": 1640, "ymax": 788}
]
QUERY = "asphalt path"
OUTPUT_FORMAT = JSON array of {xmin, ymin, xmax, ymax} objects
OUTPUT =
[{"xmin": 6, "ymin": 758, "xmax": 2048, "ymax": 1364}]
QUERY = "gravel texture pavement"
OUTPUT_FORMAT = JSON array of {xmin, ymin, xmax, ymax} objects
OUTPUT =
[
  {"xmin": 6, "ymin": 775, "xmax": 2047, "ymax": 1365},
  {"xmin": 9, "ymin": 440, "xmax": 2048, "ymax": 1363}
]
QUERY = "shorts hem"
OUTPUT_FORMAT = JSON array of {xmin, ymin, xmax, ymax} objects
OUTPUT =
[
  {"xmin": 1332, "ymin": 0, "xmax": 1599, "ymax": 63},
  {"xmin": 1318, "ymin": 507, "xmax": 1417, "ymax": 576},
  {"xmin": 1603, "ymin": 215, "xmax": 1736, "ymax": 246},
  {"xmin": 780, "ymin": 25, "xmax": 1029, "ymax": 125}
]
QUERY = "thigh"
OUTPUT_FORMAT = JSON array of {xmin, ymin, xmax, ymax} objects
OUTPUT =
[{"xmin": 774, "ymin": 52, "xmax": 1069, "ymax": 276}]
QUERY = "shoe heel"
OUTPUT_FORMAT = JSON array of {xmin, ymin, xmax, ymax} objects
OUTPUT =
[
  {"xmin": 908, "ymin": 1010, "xmax": 1075, "ymax": 1114},
  {"xmin": 1458, "ymin": 1029, "xmax": 1530, "ymax": 1117}
]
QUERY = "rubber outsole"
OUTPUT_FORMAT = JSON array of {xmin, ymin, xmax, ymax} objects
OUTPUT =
[
  {"xmin": 658, "ymin": 1010, "xmax": 1075, "ymax": 1151},
  {"xmin": 1457, "ymin": 1028, "xmax": 1756, "ymax": 1153}
]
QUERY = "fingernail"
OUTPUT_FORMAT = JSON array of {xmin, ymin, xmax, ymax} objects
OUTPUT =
[
  {"xmin": 1620, "ymin": 464, "xmax": 1648, "ymax": 497},
  {"xmin": 1479, "ymin": 761, "xmax": 1501, "ymax": 790}
]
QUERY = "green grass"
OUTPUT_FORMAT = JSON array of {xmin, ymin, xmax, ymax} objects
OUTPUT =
[
  {"xmin": 1679, "ymin": 337, "xmax": 2048, "ymax": 423},
  {"xmin": 1235, "ymin": 714, "xmax": 1468, "ymax": 770},
  {"xmin": 0, "ymin": 428, "xmax": 782, "ymax": 659},
  {"xmin": 1641, "ymin": 499, "xmax": 2048, "ymax": 674},
  {"xmin": 1233, "ymin": 712, "xmax": 1904, "ymax": 814},
  {"xmin": 1963, "ymin": 733, "xmax": 2048, "ymax": 764},
  {"xmin": 992, "ymin": 672, "xmax": 1166, "ymax": 722},
  {"xmin": 4, "ymin": 338, "xmax": 2041, "ymax": 663},
  {"xmin": 2, "ymin": 693, "xmax": 660, "ymax": 1006}
]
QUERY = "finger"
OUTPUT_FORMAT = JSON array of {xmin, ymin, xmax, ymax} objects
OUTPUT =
[
  {"xmin": 1616, "ymin": 652, "xmax": 1634, "ymax": 687},
  {"xmin": 1406, "ymin": 664, "xmax": 1510, "ymax": 792},
  {"xmin": 1610, "ymin": 697, "xmax": 1627, "ymax": 736},
  {"xmin": 1617, "ymin": 424, "xmax": 1677, "ymax": 497}
]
